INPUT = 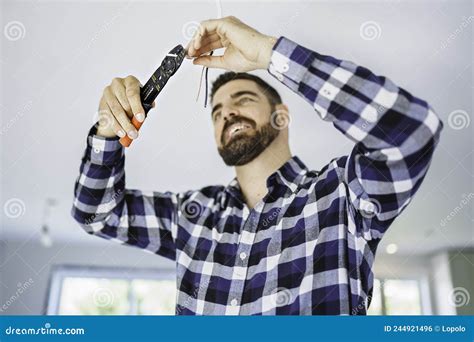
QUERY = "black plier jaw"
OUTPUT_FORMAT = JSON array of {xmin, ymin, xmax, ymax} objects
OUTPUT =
[{"xmin": 140, "ymin": 45, "xmax": 186, "ymax": 114}]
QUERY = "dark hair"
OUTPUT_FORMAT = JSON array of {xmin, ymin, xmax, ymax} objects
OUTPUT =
[{"xmin": 210, "ymin": 72, "xmax": 282, "ymax": 107}]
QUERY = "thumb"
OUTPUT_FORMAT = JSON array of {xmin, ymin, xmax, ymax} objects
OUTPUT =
[{"xmin": 193, "ymin": 55, "xmax": 226, "ymax": 69}]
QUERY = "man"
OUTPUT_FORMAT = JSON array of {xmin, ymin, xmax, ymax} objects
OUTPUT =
[{"xmin": 71, "ymin": 16, "xmax": 442, "ymax": 315}]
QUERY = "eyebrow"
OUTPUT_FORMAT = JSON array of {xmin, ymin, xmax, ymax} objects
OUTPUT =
[{"xmin": 211, "ymin": 91, "xmax": 260, "ymax": 116}]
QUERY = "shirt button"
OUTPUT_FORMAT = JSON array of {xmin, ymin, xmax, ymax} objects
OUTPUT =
[
  {"xmin": 230, "ymin": 299, "xmax": 238, "ymax": 306},
  {"xmin": 277, "ymin": 73, "xmax": 284, "ymax": 82},
  {"xmin": 93, "ymin": 147, "xmax": 101, "ymax": 153},
  {"xmin": 281, "ymin": 63, "xmax": 289, "ymax": 72},
  {"xmin": 239, "ymin": 252, "xmax": 247, "ymax": 260}
]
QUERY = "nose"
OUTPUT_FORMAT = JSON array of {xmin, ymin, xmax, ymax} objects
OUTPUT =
[{"xmin": 221, "ymin": 105, "xmax": 239, "ymax": 122}]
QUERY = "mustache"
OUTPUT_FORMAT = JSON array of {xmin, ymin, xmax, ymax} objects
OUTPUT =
[{"xmin": 221, "ymin": 116, "xmax": 256, "ymax": 144}]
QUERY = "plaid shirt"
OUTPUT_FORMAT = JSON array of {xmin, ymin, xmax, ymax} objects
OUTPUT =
[{"xmin": 71, "ymin": 36, "xmax": 442, "ymax": 315}]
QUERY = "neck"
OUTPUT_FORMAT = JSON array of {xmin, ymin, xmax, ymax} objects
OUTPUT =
[{"xmin": 234, "ymin": 138, "xmax": 291, "ymax": 208}]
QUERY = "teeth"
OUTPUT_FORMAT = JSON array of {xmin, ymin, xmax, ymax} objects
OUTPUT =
[{"xmin": 228, "ymin": 123, "xmax": 249, "ymax": 137}]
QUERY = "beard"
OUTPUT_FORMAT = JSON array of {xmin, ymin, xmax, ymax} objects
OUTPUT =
[{"xmin": 218, "ymin": 116, "xmax": 280, "ymax": 166}]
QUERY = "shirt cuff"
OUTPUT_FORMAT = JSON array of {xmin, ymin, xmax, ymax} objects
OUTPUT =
[
  {"xmin": 85, "ymin": 123, "xmax": 124, "ymax": 165},
  {"xmin": 267, "ymin": 36, "xmax": 316, "ymax": 87}
]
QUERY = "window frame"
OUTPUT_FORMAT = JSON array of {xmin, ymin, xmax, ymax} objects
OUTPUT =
[{"xmin": 370, "ymin": 276, "xmax": 432, "ymax": 315}]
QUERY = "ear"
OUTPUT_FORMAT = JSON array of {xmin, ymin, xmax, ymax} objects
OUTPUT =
[{"xmin": 274, "ymin": 103, "xmax": 289, "ymax": 114}]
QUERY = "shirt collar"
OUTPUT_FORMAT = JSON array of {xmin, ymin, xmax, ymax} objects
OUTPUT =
[{"xmin": 224, "ymin": 155, "xmax": 309, "ymax": 200}]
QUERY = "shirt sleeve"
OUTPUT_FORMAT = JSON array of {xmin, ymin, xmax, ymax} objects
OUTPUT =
[
  {"xmin": 268, "ymin": 36, "xmax": 443, "ymax": 241},
  {"xmin": 70, "ymin": 123, "xmax": 178, "ymax": 260}
]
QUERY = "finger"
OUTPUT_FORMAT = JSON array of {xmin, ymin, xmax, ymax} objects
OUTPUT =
[
  {"xmin": 124, "ymin": 76, "xmax": 146, "ymax": 122},
  {"xmin": 193, "ymin": 32, "xmax": 220, "ymax": 51},
  {"xmin": 104, "ymin": 88, "xmax": 138, "ymax": 139},
  {"xmin": 98, "ymin": 99, "xmax": 126, "ymax": 138},
  {"xmin": 198, "ymin": 18, "xmax": 226, "ymax": 38},
  {"xmin": 193, "ymin": 55, "xmax": 226, "ymax": 69},
  {"xmin": 192, "ymin": 40, "xmax": 224, "ymax": 57},
  {"xmin": 188, "ymin": 33, "xmax": 220, "ymax": 57},
  {"xmin": 189, "ymin": 34, "xmax": 222, "ymax": 56},
  {"xmin": 192, "ymin": 19, "xmax": 226, "ymax": 51},
  {"xmin": 99, "ymin": 109, "xmax": 126, "ymax": 138},
  {"xmin": 110, "ymin": 78, "xmax": 133, "ymax": 118}
]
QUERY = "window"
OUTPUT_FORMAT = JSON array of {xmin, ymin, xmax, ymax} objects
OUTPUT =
[
  {"xmin": 46, "ymin": 267, "xmax": 424, "ymax": 315},
  {"xmin": 368, "ymin": 278, "xmax": 423, "ymax": 315},
  {"xmin": 46, "ymin": 265, "xmax": 176, "ymax": 315}
]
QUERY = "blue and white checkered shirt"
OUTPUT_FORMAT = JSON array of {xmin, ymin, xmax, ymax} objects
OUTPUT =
[{"xmin": 71, "ymin": 36, "xmax": 442, "ymax": 315}]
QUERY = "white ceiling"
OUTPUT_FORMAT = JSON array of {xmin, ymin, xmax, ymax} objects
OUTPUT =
[{"xmin": 1, "ymin": 0, "xmax": 472, "ymax": 256}]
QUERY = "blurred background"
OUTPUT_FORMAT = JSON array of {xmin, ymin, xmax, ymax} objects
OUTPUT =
[{"xmin": 0, "ymin": 0, "xmax": 472, "ymax": 315}]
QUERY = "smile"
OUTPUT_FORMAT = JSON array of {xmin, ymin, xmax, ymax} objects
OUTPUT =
[{"xmin": 224, "ymin": 122, "xmax": 253, "ymax": 143}]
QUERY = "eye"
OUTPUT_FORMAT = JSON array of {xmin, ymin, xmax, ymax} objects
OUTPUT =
[
  {"xmin": 213, "ymin": 111, "xmax": 221, "ymax": 122},
  {"xmin": 236, "ymin": 97, "xmax": 253, "ymax": 105}
]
